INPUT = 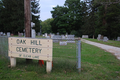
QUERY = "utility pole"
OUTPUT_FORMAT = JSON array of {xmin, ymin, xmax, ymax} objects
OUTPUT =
[
  {"xmin": 24, "ymin": 0, "xmax": 32, "ymax": 63},
  {"xmin": 24, "ymin": 0, "xmax": 31, "ymax": 38}
]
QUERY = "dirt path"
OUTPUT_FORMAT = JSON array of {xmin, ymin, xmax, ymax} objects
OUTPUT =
[{"xmin": 81, "ymin": 39, "xmax": 120, "ymax": 60}]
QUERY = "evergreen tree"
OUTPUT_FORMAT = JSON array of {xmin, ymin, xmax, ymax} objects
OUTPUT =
[
  {"xmin": 31, "ymin": 0, "xmax": 40, "ymax": 33},
  {"xmin": 0, "ymin": 0, "xmax": 24, "ymax": 34}
]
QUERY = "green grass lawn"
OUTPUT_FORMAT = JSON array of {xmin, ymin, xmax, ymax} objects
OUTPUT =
[
  {"xmin": 0, "ymin": 42, "xmax": 120, "ymax": 80},
  {"xmin": 84, "ymin": 38, "xmax": 120, "ymax": 48}
]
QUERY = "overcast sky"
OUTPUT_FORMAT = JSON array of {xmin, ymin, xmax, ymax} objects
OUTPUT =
[{"xmin": 40, "ymin": 0, "xmax": 66, "ymax": 21}]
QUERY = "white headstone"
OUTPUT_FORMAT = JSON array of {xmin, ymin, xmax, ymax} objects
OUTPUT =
[
  {"xmin": 7, "ymin": 32, "xmax": 10, "ymax": 37},
  {"xmin": 45, "ymin": 33, "xmax": 47, "ymax": 37},
  {"xmin": 1, "ymin": 32, "xmax": 3, "ymax": 36},
  {"xmin": 65, "ymin": 33, "xmax": 68, "ymax": 38},
  {"xmin": 3, "ymin": 33, "xmax": 6, "ymax": 36},
  {"xmin": 117, "ymin": 37, "xmax": 120, "ymax": 41},
  {"xmin": 82, "ymin": 35, "xmax": 88, "ymax": 38},
  {"xmin": 59, "ymin": 41, "xmax": 67, "ymax": 45},
  {"xmin": 21, "ymin": 33, "xmax": 23, "ymax": 36},
  {"xmin": 42, "ymin": 35, "xmax": 45, "ymax": 37},
  {"xmin": 46, "ymin": 36, "xmax": 50, "ymax": 39},
  {"xmin": 53, "ymin": 35, "xmax": 62, "ymax": 43},
  {"xmin": 103, "ymin": 37, "xmax": 108, "ymax": 42},
  {"xmin": 57, "ymin": 32, "xmax": 59, "ymax": 35},
  {"xmin": 51, "ymin": 34, "xmax": 54, "ymax": 38},
  {"xmin": 67, "ymin": 35, "xmax": 75, "ymax": 41},
  {"xmin": 62, "ymin": 35, "xmax": 65, "ymax": 39},
  {"xmin": 97, "ymin": 34, "xmax": 102, "ymax": 41},
  {"xmin": 31, "ymin": 29, "xmax": 36, "ymax": 38}
]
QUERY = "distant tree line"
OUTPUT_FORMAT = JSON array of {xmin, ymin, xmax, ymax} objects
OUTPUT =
[
  {"xmin": 0, "ymin": 0, "xmax": 40, "ymax": 34},
  {"xmin": 47, "ymin": 0, "xmax": 120, "ymax": 39}
]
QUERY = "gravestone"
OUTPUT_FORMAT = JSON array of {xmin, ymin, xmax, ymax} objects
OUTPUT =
[
  {"xmin": 97, "ymin": 34, "xmax": 101, "ymax": 40},
  {"xmin": 117, "ymin": 37, "xmax": 120, "ymax": 41},
  {"xmin": 7, "ymin": 32, "xmax": 10, "ymax": 37},
  {"xmin": 45, "ymin": 33, "xmax": 47, "ymax": 37},
  {"xmin": 57, "ymin": 32, "xmax": 59, "ymax": 35},
  {"xmin": 67, "ymin": 35, "xmax": 75, "ymax": 43},
  {"xmin": 21, "ymin": 33, "xmax": 23, "ymax": 36},
  {"xmin": 52, "ymin": 35, "xmax": 62, "ymax": 43},
  {"xmin": 59, "ymin": 41, "xmax": 67, "ymax": 45},
  {"xmin": 103, "ymin": 37, "xmax": 108, "ymax": 42},
  {"xmin": 82, "ymin": 35, "xmax": 88, "ymax": 38},
  {"xmin": 46, "ymin": 36, "xmax": 50, "ymax": 39},
  {"xmin": 51, "ymin": 34, "xmax": 54, "ymax": 38},
  {"xmin": 3, "ymin": 33, "xmax": 6, "ymax": 36},
  {"xmin": 97, "ymin": 34, "xmax": 103, "ymax": 41},
  {"xmin": 37, "ymin": 32, "xmax": 40, "ymax": 36},
  {"xmin": 18, "ymin": 32, "xmax": 22, "ymax": 37},
  {"xmin": 61, "ymin": 35, "xmax": 65, "ymax": 39},
  {"xmin": 31, "ymin": 29, "xmax": 36, "ymax": 38},
  {"xmin": 1, "ymin": 32, "xmax": 3, "ymax": 36},
  {"xmin": 23, "ymin": 29, "xmax": 25, "ymax": 37},
  {"xmin": 65, "ymin": 33, "xmax": 68, "ymax": 38},
  {"xmin": 31, "ymin": 22, "xmax": 36, "ymax": 38}
]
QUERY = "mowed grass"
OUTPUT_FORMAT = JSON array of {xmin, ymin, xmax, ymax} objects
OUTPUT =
[
  {"xmin": 84, "ymin": 38, "xmax": 120, "ymax": 48},
  {"xmin": 0, "ymin": 42, "xmax": 120, "ymax": 80}
]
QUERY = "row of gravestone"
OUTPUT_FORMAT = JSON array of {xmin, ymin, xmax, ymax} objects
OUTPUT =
[
  {"xmin": 0, "ymin": 32, "xmax": 11, "ymax": 37},
  {"xmin": 97, "ymin": 34, "xmax": 109, "ymax": 42},
  {"xmin": 43, "ymin": 34, "xmax": 75, "ymax": 43},
  {"xmin": 52, "ymin": 35, "xmax": 75, "ymax": 43},
  {"xmin": 97, "ymin": 34, "xmax": 120, "ymax": 42}
]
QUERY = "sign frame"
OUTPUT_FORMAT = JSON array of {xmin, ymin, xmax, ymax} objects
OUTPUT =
[{"xmin": 8, "ymin": 37, "xmax": 53, "ymax": 73}]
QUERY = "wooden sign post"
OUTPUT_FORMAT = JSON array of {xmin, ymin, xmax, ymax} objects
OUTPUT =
[{"xmin": 8, "ymin": 37, "xmax": 53, "ymax": 73}]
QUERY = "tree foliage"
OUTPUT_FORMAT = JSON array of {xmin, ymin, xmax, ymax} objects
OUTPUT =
[
  {"xmin": 0, "ymin": 0, "xmax": 40, "ymax": 34},
  {"xmin": 51, "ymin": 0, "xmax": 86, "ymax": 35},
  {"xmin": 31, "ymin": 0, "xmax": 40, "ymax": 33},
  {"xmin": 41, "ymin": 18, "xmax": 53, "ymax": 34},
  {"xmin": 50, "ymin": 0, "xmax": 120, "ymax": 39},
  {"xmin": 0, "ymin": 0, "xmax": 24, "ymax": 34}
]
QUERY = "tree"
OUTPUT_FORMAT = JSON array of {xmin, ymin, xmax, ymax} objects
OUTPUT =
[
  {"xmin": 41, "ymin": 18, "xmax": 53, "ymax": 34},
  {"xmin": 95, "ymin": 0, "xmax": 120, "ymax": 39},
  {"xmin": 51, "ymin": 5, "xmax": 69, "ymax": 34},
  {"xmin": 0, "ymin": 0, "xmax": 24, "ymax": 34},
  {"xmin": 82, "ymin": 0, "xmax": 120, "ymax": 39},
  {"xmin": 81, "ymin": 0, "xmax": 100, "ymax": 38},
  {"xmin": 31, "ymin": 0, "xmax": 40, "ymax": 33},
  {"xmin": 51, "ymin": 0, "xmax": 86, "ymax": 36}
]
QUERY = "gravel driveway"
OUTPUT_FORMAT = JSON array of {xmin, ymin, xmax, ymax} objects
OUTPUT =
[{"xmin": 81, "ymin": 39, "xmax": 120, "ymax": 60}]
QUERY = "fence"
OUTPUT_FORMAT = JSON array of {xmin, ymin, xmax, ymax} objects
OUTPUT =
[
  {"xmin": 0, "ymin": 36, "xmax": 81, "ymax": 72},
  {"xmin": 0, "ymin": 36, "xmax": 9, "ymax": 59}
]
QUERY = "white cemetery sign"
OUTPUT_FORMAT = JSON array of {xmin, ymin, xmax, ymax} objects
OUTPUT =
[{"xmin": 8, "ymin": 37, "xmax": 53, "ymax": 73}]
